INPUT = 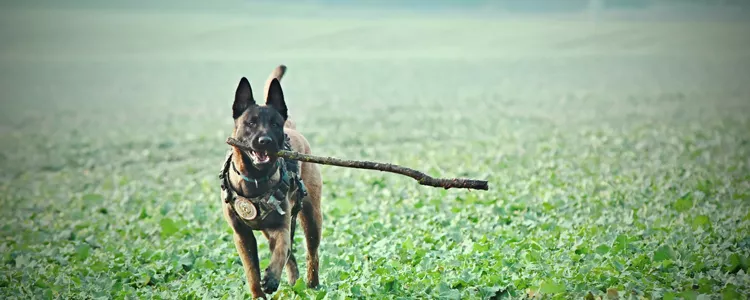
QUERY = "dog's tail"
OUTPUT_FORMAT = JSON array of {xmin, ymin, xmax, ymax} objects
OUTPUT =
[{"xmin": 264, "ymin": 64, "xmax": 297, "ymax": 130}]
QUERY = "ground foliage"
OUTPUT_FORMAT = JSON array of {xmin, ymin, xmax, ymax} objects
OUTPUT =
[{"xmin": 1, "ymin": 4, "xmax": 750, "ymax": 300}]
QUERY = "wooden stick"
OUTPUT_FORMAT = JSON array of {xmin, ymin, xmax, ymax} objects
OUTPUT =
[{"xmin": 226, "ymin": 137, "xmax": 489, "ymax": 191}]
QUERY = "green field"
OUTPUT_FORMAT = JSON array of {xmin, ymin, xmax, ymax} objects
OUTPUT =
[{"xmin": 1, "ymin": 3, "xmax": 750, "ymax": 299}]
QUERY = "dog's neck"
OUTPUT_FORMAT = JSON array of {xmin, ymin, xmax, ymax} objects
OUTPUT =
[{"xmin": 229, "ymin": 148, "xmax": 281, "ymax": 198}]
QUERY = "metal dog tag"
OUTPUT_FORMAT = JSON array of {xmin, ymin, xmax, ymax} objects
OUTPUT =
[{"xmin": 234, "ymin": 197, "xmax": 258, "ymax": 221}]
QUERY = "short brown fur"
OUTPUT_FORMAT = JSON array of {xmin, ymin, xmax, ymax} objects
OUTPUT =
[{"xmin": 222, "ymin": 65, "xmax": 323, "ymax": 299}]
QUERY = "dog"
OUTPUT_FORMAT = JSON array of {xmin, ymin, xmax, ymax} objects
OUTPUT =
[{"xmin": 219, "ymin": 65, "xmax": 323, "ymax": 299}]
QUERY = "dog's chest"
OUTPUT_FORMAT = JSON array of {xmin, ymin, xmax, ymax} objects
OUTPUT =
[
  {"xmin": 222, "ymin": 187, "xmax": 293, "ymax": 230},
  {"xmin": 236, "ymin": 196, "xmax": 290, "ymax": 230},
  {"xmin": 219, "ymin": 149, "xmax": 303, "ymax": 231}
]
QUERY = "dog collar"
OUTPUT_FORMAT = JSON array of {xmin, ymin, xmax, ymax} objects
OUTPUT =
[{"xmin": 231, "ymin": 160, "xmax": 280, "ymax": 185}]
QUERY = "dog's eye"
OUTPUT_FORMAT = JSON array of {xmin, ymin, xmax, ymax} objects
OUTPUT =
[
  {"xmin": 246, "ymin": 120, "xmax": 257, "ymax": 126},
  {"xmin": 271, "ymin": 122, "xmax": 279, "ymax": 128}
]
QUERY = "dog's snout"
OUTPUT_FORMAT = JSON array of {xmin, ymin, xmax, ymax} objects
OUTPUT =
[{"xmin": 258, "ymin": 136, "xmax": 272, "ymax": 145}]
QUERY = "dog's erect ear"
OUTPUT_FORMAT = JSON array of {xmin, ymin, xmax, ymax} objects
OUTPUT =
[
  {"xmin": 265, "ymin": 78, "xmax": 288, "ymax": 121},
  {"xmin": 233, "ymin": 77, "xmax": 255, "ymax": 119},
  {"xmin": 264, "ymin": 64, "xmax": 287, "ymax": 100}
]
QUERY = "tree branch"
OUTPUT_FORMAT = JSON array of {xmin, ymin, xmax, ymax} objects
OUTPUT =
[{"xmin": 226, "ymin": 137, "xmax": 489, "ymax": 191}]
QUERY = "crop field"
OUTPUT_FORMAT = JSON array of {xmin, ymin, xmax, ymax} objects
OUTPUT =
[{"xmin": 1, "ymin": 2, "xmax": 750, "ymax": 299}]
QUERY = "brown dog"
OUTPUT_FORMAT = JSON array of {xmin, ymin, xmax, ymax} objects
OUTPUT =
[{"xmin": 220, "ymin": 65, "xmax": 323, "ymax": 298}]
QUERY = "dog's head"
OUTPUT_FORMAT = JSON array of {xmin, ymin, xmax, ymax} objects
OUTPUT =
[{"xmin": 231, "ymin": 77, "xmax": 288, "ymax": 171}]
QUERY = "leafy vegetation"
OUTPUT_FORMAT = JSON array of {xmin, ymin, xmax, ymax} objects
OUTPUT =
[{"xmin": 1, "ymin": 3, "xmax": 749, "ymax": 299}]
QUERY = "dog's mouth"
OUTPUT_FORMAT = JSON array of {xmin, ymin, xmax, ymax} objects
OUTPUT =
[{"xmin": 248, "ymin": 150, "xmax": 271, "ymax": 164}]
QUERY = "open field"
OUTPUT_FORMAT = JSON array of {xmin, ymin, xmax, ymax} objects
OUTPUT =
[{"xmin": 1, "ymin": 2, "xmax": 750, "ymax": 299}]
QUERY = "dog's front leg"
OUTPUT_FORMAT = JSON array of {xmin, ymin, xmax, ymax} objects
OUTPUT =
[
  {"xmin": 224, "ymin": 203, "xmax": 266, "ymax": 299},
  {"xmin": 232, "ymin": 232, "xmax": 266, "ymax": 298},
  {"xmin": 261, "ymin": 223, "xmax": 291, "ymax": 294}
]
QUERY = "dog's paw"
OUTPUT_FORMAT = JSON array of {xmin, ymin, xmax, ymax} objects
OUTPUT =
[{"xmin": 261, "ymin": 269, "xmax": 280, "ymax": 294}]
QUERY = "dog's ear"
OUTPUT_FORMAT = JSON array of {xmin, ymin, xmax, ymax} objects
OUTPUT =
[
  {"xmin": 265, "ymin": 78, "xmax": 288, "ymax": 121},
  {"xmin": 264, "ymin": 64, "xmax": 287, "ymax": 100},
  {"xmin": 233, "ymin": 77, "xmax": 255, "ymax": 119}
]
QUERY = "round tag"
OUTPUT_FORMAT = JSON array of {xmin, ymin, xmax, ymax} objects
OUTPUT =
[{"xmin": 234, "ymin": 197, "xmax": 258, "ymax": 221}]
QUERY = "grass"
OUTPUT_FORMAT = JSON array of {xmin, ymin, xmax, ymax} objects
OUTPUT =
[{"xmin": 1, "ymin": 3, "xmax": 750, "ymax": 299}]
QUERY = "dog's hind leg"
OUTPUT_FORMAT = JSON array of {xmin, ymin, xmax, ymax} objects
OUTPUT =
[
  {"xmin": 285, "ymin": 213, "xmax": 300, "ymax": 285},
  {"xmin": 296, "ymin": 160, "xmax": 323, "ymax": 289},
  {"xmin": 300, "ymin": 197, "xmax": 322, "ymax": 288}
]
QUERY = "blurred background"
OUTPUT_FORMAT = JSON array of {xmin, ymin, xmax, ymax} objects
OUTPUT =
[{"xmin": 1, "ymin": 0, "xmax": 749, "ymax": 298}]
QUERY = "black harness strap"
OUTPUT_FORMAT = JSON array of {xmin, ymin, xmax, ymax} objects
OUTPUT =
[
  {"xmin": 283, "ymin": 134, "xmax": 308, "ymax": 204},
  {"xmin": 283, "ymin": 134, "xmax": 307, "ymax": 216}
]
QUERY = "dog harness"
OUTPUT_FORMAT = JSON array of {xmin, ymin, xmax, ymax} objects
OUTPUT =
[{"xmin": 219, "ymin": 134, "xmax": 307, "ymax": 222}]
